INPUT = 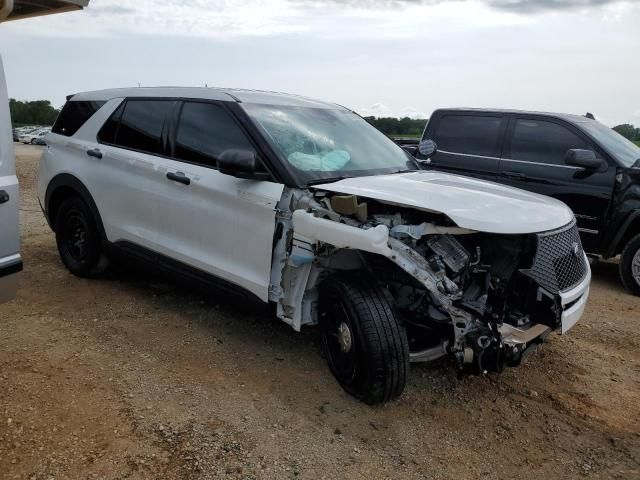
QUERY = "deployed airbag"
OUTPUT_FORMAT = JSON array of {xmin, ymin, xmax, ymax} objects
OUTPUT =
[{"xmin": 288, "ymin": 150, "xmax": 350, "ymax": 171}]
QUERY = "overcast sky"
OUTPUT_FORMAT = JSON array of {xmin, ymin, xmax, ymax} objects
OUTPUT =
[{"xmin": 1, "ymin": 0, "xmax": 638, "ymax": 125}]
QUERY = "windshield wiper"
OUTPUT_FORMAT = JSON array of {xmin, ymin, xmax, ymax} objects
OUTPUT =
[{"xmin": 306, "ymin": 175, "xmax": 352, "ymax": 186}]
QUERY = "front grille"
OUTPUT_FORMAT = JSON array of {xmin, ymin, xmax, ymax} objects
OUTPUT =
[{"xmin": 527, "ymin": 221, "xmax": 587, "ymax": 293}]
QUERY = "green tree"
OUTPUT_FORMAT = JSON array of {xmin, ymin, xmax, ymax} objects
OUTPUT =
[
  {"xmin": 613, "ymin": 124, "xmax": 640, "ymax": 141},
  {"xmin": 364, "ymin": 116, "xmax": 428, "ymax": 137},
  {"xmin": 9, "ymin": 99, "xmax": 60, "ymax": 126}
]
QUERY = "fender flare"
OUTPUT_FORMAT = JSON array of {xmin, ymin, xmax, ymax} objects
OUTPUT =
[
  {"xmin": 604, "ymin": 210, "xmax": 640, "ymax": 258},
  {"xmin": 45, "ymin": 173, "xmax": 107, "ymax": 241}
]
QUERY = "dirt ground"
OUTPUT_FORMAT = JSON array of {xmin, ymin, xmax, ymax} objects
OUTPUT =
[{"xmin": 0, "ymin": 144, "xmax": 639, "ymax": 480}]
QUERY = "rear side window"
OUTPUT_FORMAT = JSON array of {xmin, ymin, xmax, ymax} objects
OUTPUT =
[
  {"xmin": 98, "ymin": 100, "xmax": 174, "ymax": 155},
  {"xmin": 174, "ymin": 101, "xmax": 256, "ymax": 168},
  {"xmin": 115, "ymin": 100, "xmax": 173, "ymax": 155},
  {"xmin": 433, "ymin": 115, "xmax": 502, "ymax": 157},
  {"xmin": 52, "ymin": 100, "xmax": 105, "ymax": 137},
  {"xmin": 510, "ymin": 119, "xmax": 588, "ymax": 165}
]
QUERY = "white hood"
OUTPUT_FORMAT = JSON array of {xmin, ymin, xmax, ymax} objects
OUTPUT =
[{"xmin": 313, "ymin": 171, "xmax": 574, "ymax": 234}]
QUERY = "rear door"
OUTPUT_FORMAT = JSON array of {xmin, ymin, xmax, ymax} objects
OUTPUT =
[
  {"xmin": 152, "ymin": 100, "xmax": 284, "ymax": 302},
  {"xmin": 420, "ymin": 112, "xmax": 507, "ymax": 181},
  {"xmin": 0, "ymin": 55, "xmax": 22, "ymax": 303},
  {"xmin": 498, "ymin": 116, "xmax": 616, "ymax": 252},
  {"xmin": 92, "ymin": 99, "xmax": 175, "ymax": 250}
]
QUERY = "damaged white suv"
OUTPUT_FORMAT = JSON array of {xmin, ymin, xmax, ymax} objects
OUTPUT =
[{"xmin": 38, "ymin": 88, "xmax": 591, "ymax": 404}]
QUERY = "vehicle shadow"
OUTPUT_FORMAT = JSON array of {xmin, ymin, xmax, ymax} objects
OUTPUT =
[{"xmin": 590, "ymin": 258, "xmax": 623, "ymax": 291}]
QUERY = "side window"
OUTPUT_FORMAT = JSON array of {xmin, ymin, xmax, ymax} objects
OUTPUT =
[
  {"xmin": 52, "ymin": 100, "xmax": 105, "ymax": 137},
  {"xmin": 433, "ymin": 115, "xmax": 502, "ymax": 157},
  {"xmin": 174, "ymin": 101, "xmax": 257, "ymax": 168},
  {"xmin": 113, "ymin": 100, "xmax": 173, "ymax": 155},
  {"xmin": 510, "ymin": 119, "xmax": 588, "ymax": 165}
]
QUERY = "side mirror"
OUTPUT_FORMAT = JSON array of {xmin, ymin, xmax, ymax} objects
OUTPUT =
[
  {"xmin": 565, "ymin": 149, "xmax": 605, "ymax": 170},
  {"xmin": 418, "ymin": 139, "xmax": 437, "ymax": 158},
  {"xmin": 218, "ymin": 149, "xmax": 270, "ymax": 180}
]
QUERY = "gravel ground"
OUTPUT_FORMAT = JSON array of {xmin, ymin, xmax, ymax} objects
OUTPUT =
[{"xmin": 0, "ymin": 144, "xmax": 639, "ymax": 480}]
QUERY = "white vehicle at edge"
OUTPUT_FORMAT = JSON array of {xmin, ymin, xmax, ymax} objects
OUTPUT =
[
  {"xmin": 0, "ymin": 55, "xmax": 21, "ymax": 302},
  {"xmin": 37, "ymin": 87, "xmax": 591, "ymax": 404},
  {"xmin": 0, "ymin": 0, "xmax": 90, "ymax": 304}
]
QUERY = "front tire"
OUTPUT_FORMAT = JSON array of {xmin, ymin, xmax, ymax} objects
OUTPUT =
[
  {"xmin": 54, "ymin": 197, "xmax": 108, "ymax": 277},
  {"xmin": 320, "ymin": 277, "xmax": 409, "ymax": 404},
  {"xmin": 619, "ymin": 233, "xmax": 640, "ymax": 296}
]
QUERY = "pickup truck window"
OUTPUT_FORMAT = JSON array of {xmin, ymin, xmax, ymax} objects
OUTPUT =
[
  {"xmin": 510, "ymin": 119, "xmax": 587, "ymax": 166},
  {"xmin": 174, "ymin": 102, "xmax": 256, "ymax": 168},
  {"xmin": 433, "ymin": 115, "xmax": 502, "ymax": 157}
]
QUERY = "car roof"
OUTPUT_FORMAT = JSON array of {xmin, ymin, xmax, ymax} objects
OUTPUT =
[
  {"xmin": 71, "ymin": 87, "xmax": 343, "ymax": 110},
  {"xmin": 434, "ymin": 107, "xmax": 596, "ymax": 125}
]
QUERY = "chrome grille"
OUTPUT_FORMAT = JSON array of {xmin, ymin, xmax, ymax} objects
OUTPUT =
[{"xmin": 528, "ymin": 221, "xmax": 587, "ymax": 293}]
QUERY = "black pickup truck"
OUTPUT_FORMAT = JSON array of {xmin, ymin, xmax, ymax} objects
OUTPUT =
[{"xmin": 400, "ymin": 108, "xmax": 640, "ymax": 295}]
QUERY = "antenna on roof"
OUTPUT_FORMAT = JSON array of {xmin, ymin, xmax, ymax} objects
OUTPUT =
[
  {"xmin": 585, "ymin": 112, "xmax": 595, "ymax": 120},
  {"xmin": 137, "ymin": 82, "xmax": 141, "ymax": 88}
]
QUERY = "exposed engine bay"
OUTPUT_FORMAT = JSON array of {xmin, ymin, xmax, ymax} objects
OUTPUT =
[{"xmin": 268, "ymin": 187, "xmax": 585, "ymax": 376}]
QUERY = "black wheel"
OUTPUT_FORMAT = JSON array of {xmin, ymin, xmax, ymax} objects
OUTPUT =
[
  {"xmin": 319, "ymin": 277, "xmax": 409, "ymax": 404},
  {"xmin": 54, "ymin": 197, "xmax": 108, "ymax": 277},
  {"xmin": 30, "ymin": 138, "xmax": 37, "ymax": 145},
  {"xmin": 619, "ymin": 233, "xmax": 640, "ymax": 296}
]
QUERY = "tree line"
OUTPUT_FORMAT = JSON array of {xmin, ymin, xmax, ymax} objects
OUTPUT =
[
  {"xmin": 613, "ymin": 124, "xmax": 640, "ymax": 143},
  {"xmin": 364, "ymin": 116, "xmax": 427, "ymax": 137},
  {"xmin": 9, "ymin": 99, "xmax": 59, "ymax": 126}
]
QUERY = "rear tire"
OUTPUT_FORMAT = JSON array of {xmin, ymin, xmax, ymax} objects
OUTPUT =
[
  {"xmin": 319, "ymin": 276, "xmax": 409, "ymax": 404},
  {"xmin": 30, "ymin": 138, "xmax": 37, "ymax": 145},
  {"xmin": 619, "ymin": 233, "xmax": 640, "ymax": 296},
  {"xmin": 54, "ymin": 197, "xmax": 108, "ymax": 277}
]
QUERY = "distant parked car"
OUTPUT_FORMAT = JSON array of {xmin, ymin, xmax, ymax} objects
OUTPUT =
[{"xmin": 20, "ymin": 128, "xmax": 50, "ymax": 145}]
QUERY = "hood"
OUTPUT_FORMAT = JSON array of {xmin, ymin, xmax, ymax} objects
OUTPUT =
[{"xmin": 312, "ymin": 171, "xmax": 574, "ymax": 234}]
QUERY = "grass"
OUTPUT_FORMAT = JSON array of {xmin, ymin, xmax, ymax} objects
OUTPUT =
[
  {"xmin": 634, "ymin": 140, "xmax": 640, "ymax": 147},
  {"xmin": 390, "ymin": 133, "xmax": 422, "ymax": 139}
]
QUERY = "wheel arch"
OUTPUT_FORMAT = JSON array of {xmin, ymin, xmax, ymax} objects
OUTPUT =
[
  {"xmin": 45, "ymin": 174, "xmax": 106, "ymax": 241},
  {"xmin": 605, "ymin": 210, "xmax": 640, "ymax": 258}
]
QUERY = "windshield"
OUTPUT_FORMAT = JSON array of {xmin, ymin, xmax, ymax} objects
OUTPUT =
[
  {"xmin": 242, "ymin": 103, "xmax": 416, "ymax": 185},
  {"xmin": 579, "ymin": 120, "xmax": 640, "ymax": 168}
]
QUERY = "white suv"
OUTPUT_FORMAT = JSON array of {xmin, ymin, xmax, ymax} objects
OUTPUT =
[{"xmin": 37, "ymin": 88, "xmax": 591, "ymax": 404}]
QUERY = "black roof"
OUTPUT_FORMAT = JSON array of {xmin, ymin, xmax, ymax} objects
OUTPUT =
[{"xmin": 434, "ymin": 107, "xmax": 595, "ymax": 125}]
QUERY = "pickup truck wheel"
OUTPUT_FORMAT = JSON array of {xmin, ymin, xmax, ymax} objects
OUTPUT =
[
  {"xmin": 320, "ymin": 277, "xmax": 409, "ymax": 404},
  {"xmin": 55, "ymin": 197, "xmax": 108, "ymax": 278},
  {"xmin": 620, "ymin": 233, "xmax": 640, "ymax": 296}
]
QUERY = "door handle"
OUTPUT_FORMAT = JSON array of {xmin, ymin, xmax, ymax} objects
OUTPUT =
[
  {"xmin": 502, "ymin": 171, "xmax": 526, "ymax": 180},
  {"xmin": 87, "ymin": 148, "xmax": 103, "ymax": 159},
  {"xmin": 166, "ymin": 171, "xmax": 191, "ymax": 186},
  {"xmin": 0, "ymin": 190, "xmax": 8, "ymax": 205}
]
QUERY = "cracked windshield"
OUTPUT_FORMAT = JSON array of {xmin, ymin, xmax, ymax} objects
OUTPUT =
[{"xmin": 243, "ymin": 103, "xmax": 415, "ymax": 183}]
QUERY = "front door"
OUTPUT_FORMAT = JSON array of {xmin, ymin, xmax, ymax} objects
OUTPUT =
[
  {"xmin": 498, "ymin": 116, "xmax": 616, "ymax": 252},
  {"xmin": 152, "ymin": 100, "xmax": 283, "ymax": 302},
  {"xmin": 421, "ymin": 112, "xmax": 507, "ymax": 181}
]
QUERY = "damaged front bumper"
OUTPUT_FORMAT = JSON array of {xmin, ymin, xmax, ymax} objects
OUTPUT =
[{"xmin": 558, "ymin": 256, "xmax": 591, "ymax": 334}]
